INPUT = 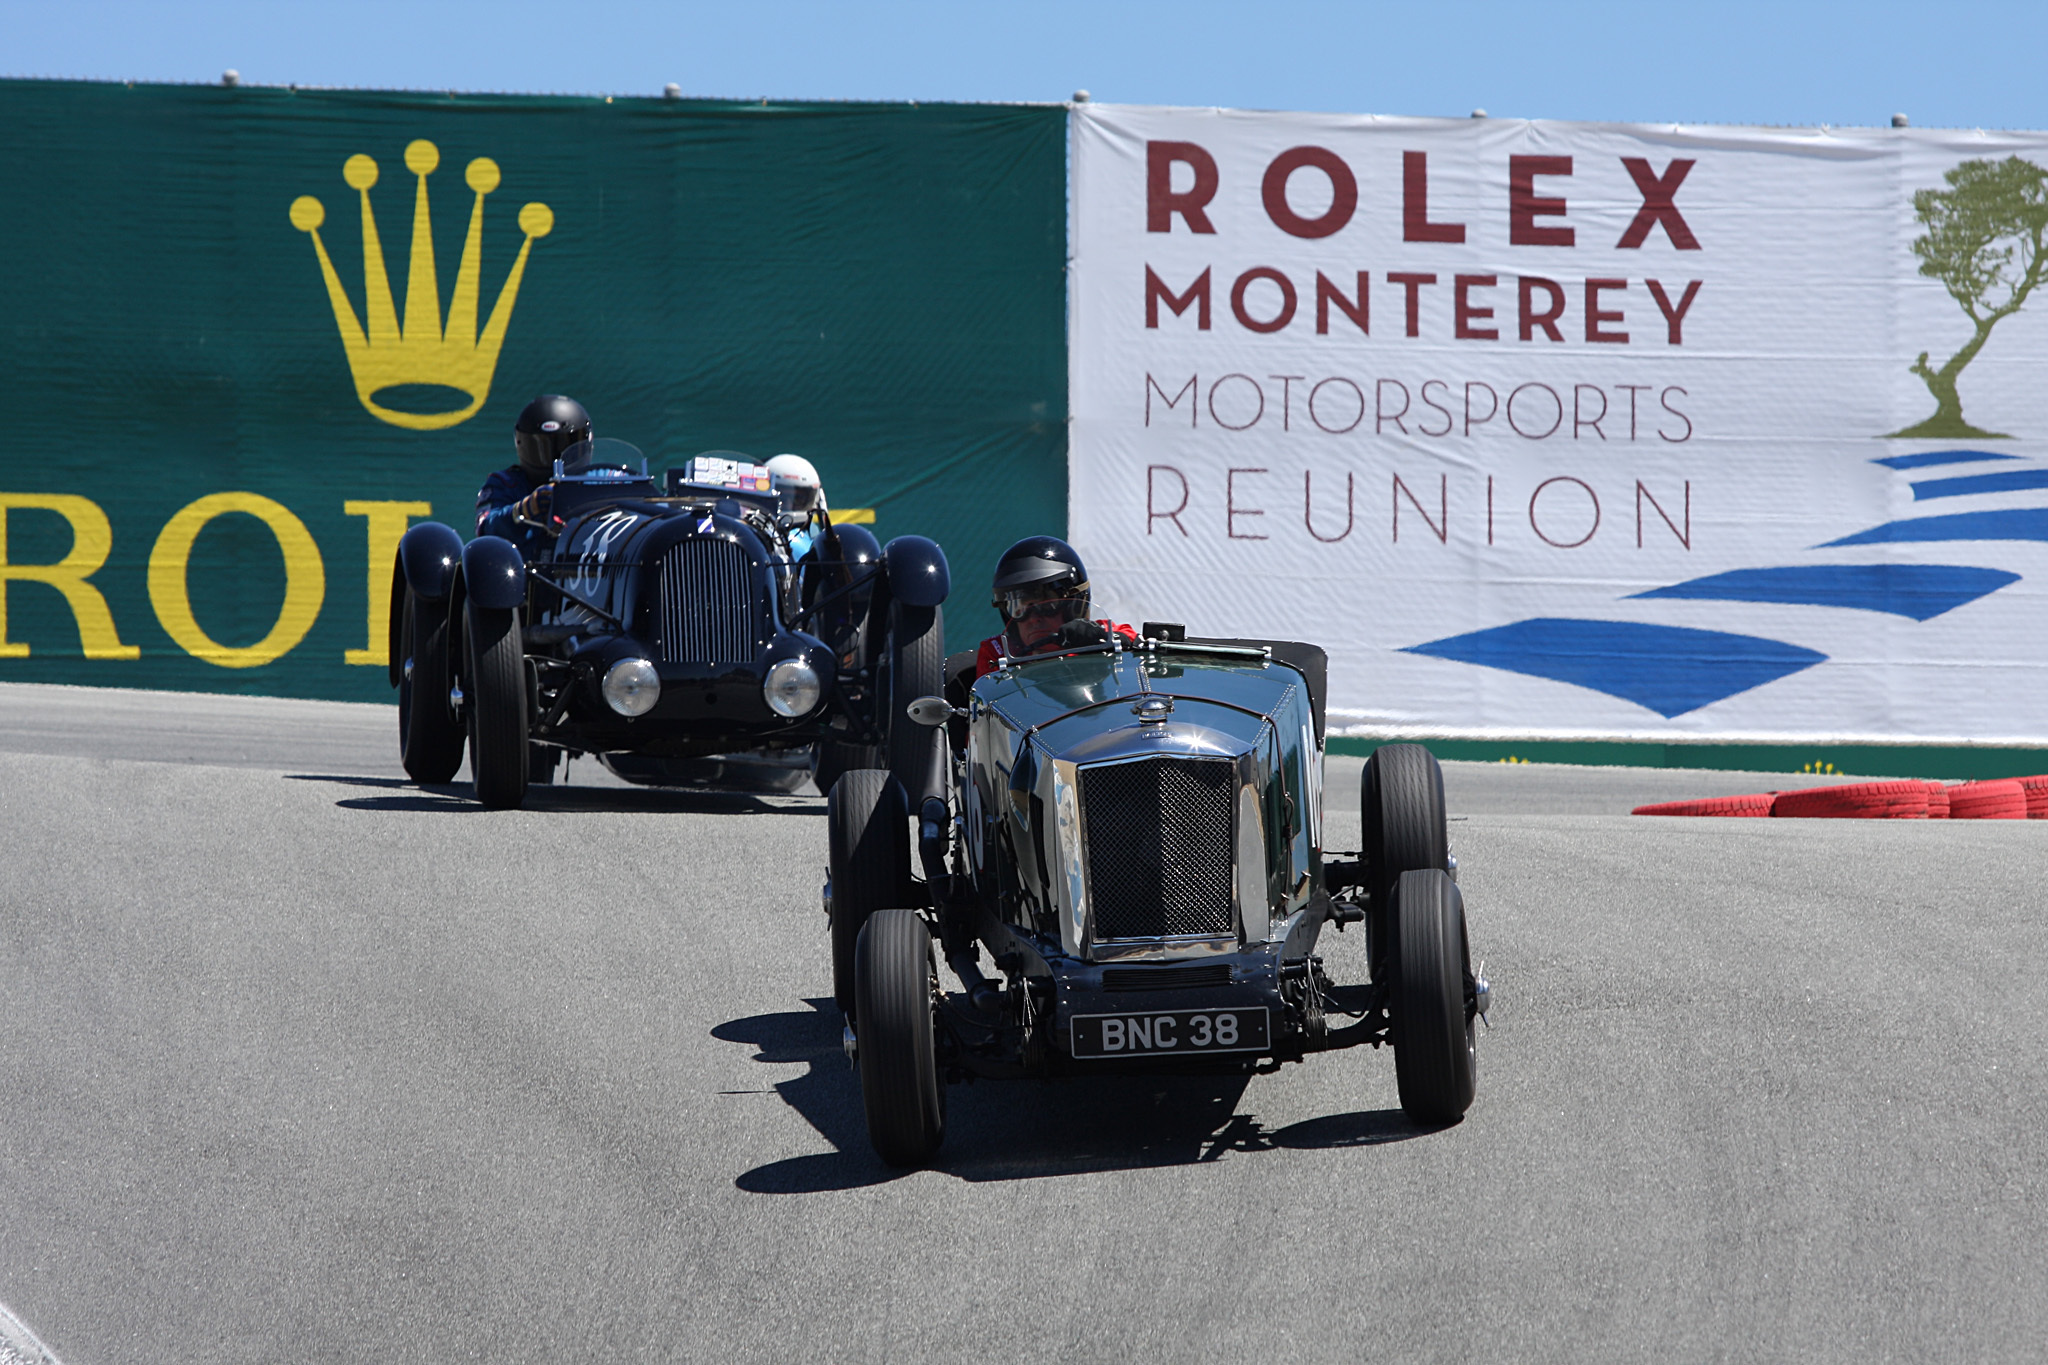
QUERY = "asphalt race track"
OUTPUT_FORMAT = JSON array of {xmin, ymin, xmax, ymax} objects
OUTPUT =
[{"xmin": 2, "ymin": 682, "xmax": 2044, "ymax": 1363}]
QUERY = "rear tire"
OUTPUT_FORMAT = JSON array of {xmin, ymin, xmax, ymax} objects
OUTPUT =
[
  {"xmin": 465, "ymin": 603, "xmax": 529, "ymax": 810},
  {"xmin": 1391, "ymin": 868, "xmax": 1476, "ymax": 1124},
  {"xmin": 855, "ymin": 907, "xmax": 946, "ymax": 1167},
  {"xmin": 828, "ymin": 769, "xmax": 912, "ymax": 1014},
  {"xmin": 1362, "ymin": 743, "xmax": 1447, "ymax": 981},
  {"xmin": 885, "ymin": 602, "xmax": 945, "ymax": 804},
  {"xmin": 398, "ymin": 588, "xmax": 465, "ymax": 784}
]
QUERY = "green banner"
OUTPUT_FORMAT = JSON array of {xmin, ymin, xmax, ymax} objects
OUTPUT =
[{"xmin": 0, "ymin": 80, "xmax": 1067, "ymax": 701}]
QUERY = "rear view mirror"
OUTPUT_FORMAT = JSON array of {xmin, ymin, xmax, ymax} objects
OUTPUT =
[{"xmin": 906, "ymin": 695, "xmax": 958, "ymax": 727}]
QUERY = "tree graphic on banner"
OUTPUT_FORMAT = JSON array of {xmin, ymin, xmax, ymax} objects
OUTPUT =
[{"xmin": 1895, "ymin": 156, "xmax": 2048, "ymax": 438}]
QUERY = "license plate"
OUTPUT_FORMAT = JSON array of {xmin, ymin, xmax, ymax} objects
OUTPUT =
[{"xmin": 1070, "ymin": 1007, "xmax": 1270, "ymax": 1058}]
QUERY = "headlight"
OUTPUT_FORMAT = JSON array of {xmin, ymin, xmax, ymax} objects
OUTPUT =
[
  {"xmin": 763, "ymin": 656, "xmax": 823, "ymax": 717},
  {"xmin": 602, "ymin": 657, "xmax": 661, "ymax": 717}
]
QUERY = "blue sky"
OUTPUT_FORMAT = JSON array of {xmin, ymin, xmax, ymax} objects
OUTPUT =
[{"xmin": 5, "ymin": 0, "xmax": 2045, "ymax": 130}]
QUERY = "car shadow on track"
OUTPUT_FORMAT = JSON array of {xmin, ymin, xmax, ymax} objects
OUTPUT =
[
  {"xmin": 716, "ymin": 999, "xmax": 1434, "ymax": 1193},
  {"xmin": 286, "ymin": 773, "xmax": 824, "ymax": 816}
]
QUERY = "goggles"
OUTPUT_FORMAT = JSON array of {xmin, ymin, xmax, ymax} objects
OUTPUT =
[{"xmin": 1000, "ymin": 582, "xmax": 1089, "ymax": 624}]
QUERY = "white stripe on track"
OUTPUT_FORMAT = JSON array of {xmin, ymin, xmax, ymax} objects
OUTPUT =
[{"xmin": 0, "ymin": 1302, "xmax": 63, "ymax": 1365}]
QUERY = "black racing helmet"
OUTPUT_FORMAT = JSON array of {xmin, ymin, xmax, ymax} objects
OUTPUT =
[
  {"xmin": 513, "ymin": 395, "xmax": 593, "ymax": 478},
  {"xmin": 992, "ymin": 535, "xmax": 1091, "ymax": 647}
]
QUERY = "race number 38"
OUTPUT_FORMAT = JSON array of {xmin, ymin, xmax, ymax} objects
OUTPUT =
[
  {"xmin": 1071, "ymin": 1006, "xmax": 1270, "ymax": 1058},
  {"xmin": 1100, "ymin": 1013, "xmax": 1235, "ymax": 1049}
]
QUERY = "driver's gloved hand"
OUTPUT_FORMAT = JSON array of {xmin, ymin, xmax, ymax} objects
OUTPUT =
[
  {"xmin": 1058, "ymin": 618, "xmax": 1110, "ymax": 648},
  {"xmin": 516, "ymin": 483, "xmax": 554, "ymax": 523}
]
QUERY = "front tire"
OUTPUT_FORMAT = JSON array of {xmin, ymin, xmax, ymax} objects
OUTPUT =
[
  {"xmin": 465, "ymin": 603, "xmax": 529, "ymax": 810},
  {"xmin": 398, "ymin": 588, "xmax": 465, "ymax": 784},
  {"xmin": 814, "ymin": 740, "xmax": 884, "ymax": 798},
  {"xmin": 827, "ymin": 769, "xmax": 912, "ymax": 1014},
  {"xmin": 855, "ymin": 907, "xmax": 946, "ymax": 1167},
  {"xmin": 1391, "ymin": 868, "xmax": 1477, "ymax": 1124},
  {"xmin": 885, "ymin": 602, "xmax": 945, "ymax": 804},
  {"xmin": 1362, "ymin": 743, "xmax": 1448, "ymax": 981}
]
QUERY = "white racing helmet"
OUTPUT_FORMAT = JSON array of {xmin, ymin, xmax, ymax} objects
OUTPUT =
[{"xmin": 765, "ymin": 454, "xmax": 827, "ymax": 514}]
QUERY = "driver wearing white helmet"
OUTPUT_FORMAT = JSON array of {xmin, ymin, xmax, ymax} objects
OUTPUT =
[
  {"xmin": 766, "ymin": 454, "xmax": 828, "ymax": 557},
  {"xmin": 766, "ymin": 454, "xmax": 826, "ymax": 513}
]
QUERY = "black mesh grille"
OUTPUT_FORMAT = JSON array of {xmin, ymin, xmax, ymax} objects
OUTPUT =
[
  {"xmin": 656, "ymin": 539, "xmax": 758, "ymax": 663},
  {"xmin": 1081, "ymin": 757, "xmax": 1236, "ymax": 940},
  {"xmin": 1102, "ymin": 963, "xmax": 1232, "ymax": 992}
]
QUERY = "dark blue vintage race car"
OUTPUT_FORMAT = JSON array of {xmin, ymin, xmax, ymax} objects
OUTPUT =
[
  {"xmin": 387, "ymin": 439, "xmax": 950, "ymax": 809},
  {"xmin": 829, "ymin": 625, "xmax": 1490, "ymax": 1165}
]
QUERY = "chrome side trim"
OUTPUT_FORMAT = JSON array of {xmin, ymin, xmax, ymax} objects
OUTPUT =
[
  {"xmin": 1237, "ymin": 779, "xmax": 1270, "ymax": 944},
  {"xmin": 1051, "ymin": 756, "xmax": 1087, "ymax": 958}
]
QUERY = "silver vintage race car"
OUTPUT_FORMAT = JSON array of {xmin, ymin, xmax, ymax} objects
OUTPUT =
[{"xmin": 827, "ymin": 622, "xmax": 1490, "ymax": 1165}]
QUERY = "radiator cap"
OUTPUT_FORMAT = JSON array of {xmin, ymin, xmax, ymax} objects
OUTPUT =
[{"xmin": 1133, "ymin": 696, "xmax": 1174, "ymax": 724}]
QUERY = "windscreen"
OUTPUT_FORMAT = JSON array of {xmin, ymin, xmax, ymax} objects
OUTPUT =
[{"xmin": 555, "ymin": 438, "xmax": 648, "ymax": 480}]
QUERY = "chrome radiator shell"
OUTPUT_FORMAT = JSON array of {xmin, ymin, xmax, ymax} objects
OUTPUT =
[{"xmin": 1079, "ymin": 754, "xmax": 1237, "ymax": 940}]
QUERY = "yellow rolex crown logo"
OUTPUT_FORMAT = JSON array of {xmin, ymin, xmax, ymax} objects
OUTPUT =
[{"xmin": 290, "ymin": 139, "xmax": 552, "ymax": 431}]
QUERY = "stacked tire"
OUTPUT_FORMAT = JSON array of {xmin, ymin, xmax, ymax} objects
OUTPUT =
[
  {"xmin": 2017, "ymin": 775, "xmax": 2048, "ymax": 818},
  {"xmin": 1771, "ymin": 781, "xmax": 1930, "ymax": 820},
  {"xmin": 1946, "ymin": 780, "xmax": 2027, "ymax": 820},
  {"xmin": 1636, "ymin": 774, "xmax": 2048, "ymax": 820},
  {"xmin": 1632, "ymin": 794, "xmax": 1774, "ymax": 817}
]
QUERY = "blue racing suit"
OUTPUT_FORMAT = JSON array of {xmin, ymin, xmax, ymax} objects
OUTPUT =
[{"xmin": 475, "ymin": 465, "xmax": 554, "ymax": 554}]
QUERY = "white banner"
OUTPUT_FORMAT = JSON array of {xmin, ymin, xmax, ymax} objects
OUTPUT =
[{"xmin": 1070, "ymin": 104, "xmax": 2048, "ymax": 744}]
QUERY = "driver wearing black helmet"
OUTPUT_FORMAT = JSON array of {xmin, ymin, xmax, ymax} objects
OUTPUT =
[
  {"xmin": 974, "ymin": 535, "xmax": 1136, "ymax": 679},
  {"xmin": 475, "ymin": 394, "xmax": 592, "ymax": 549}
]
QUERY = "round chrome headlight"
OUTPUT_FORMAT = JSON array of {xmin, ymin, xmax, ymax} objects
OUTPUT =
[
  {"xmin": 763, "ymin": 656, "xmax": 823, "ymax": 717},
  {"xmin": 602, "ymin": 657, "xmax": 661, "ymax": 717}
]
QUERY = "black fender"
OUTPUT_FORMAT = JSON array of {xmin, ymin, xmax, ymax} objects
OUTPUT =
[
  {"xmin": 398, "ymin": 521, "xmax": 465, "ymax": 600},
  {"xmin": 833, "ymin": 521, "xmax": 881, "ymax": 569},
  {"xmin": 813, "ymin": 522, "xmax": 883, "ymax": 661},
  {"xmin": 882, "ymin": 534, "xmax": 950, "ymax": 608},
  {"xmin": 835, "ymin": 524, "xmax": 884, "ymax": 611},
  {"xmin": 461, "ymin": 535, "xmax": 528, "ymax": 612},
  {"xmin": 387, "ymin": 521, "xmax": 464, "ymax": 688}
]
